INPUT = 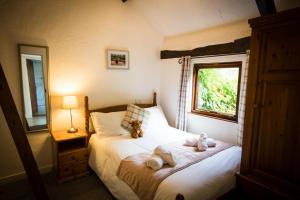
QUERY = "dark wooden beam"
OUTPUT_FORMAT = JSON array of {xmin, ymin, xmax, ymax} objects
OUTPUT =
[
  {"xmin": 0, "ymin": 64, "xmax": 49, "ymax": 200},
  {"xmin": 255, "ymin": 0, "xmax": 277, "ymax": 16},
  {"xmin": 160, "ymin": 36, "xmax": 251, "ymax": 59}
]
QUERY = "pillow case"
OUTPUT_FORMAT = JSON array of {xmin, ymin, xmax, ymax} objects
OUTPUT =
[
  {"xmin": 121, "ymin": 104, "xmax": 150, "ymax": 131},
  {"xmin": 145, "ymin": 106, "xmax": 169, "ymax": 130},
  {"xmin": 91, "ymin": 111, "xmax": 129, "ymax": 136}
]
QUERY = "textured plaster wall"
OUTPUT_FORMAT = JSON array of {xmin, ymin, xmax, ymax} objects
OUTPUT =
[
  {"xmin": 0, "ymin": 0, "xmax": 163, "ymax": 182},
  {"xmin": 162, "ymin": 20, "xmax": 251, "ymax": 50}
]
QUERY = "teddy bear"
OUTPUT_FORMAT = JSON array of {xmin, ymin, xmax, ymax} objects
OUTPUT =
[{"xmin": 129, "ymin": 120, "xmax": 143, "ymax": 138}]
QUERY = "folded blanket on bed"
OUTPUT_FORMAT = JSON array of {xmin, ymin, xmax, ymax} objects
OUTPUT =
[
  {"xmin": 146, "ymin": 154, "xmax": 164, "ymax": 170},
  {"xmin": 154, "ymin": 145, "xmax": 177, "ymax": 166},
  {"xmin": 184, "ymin": 136, "xmax": 198, "ymax": 147},
  {"xmin": 117, "ymin": 140, "xmax": 233, "ymax": 200},
  {"xmin": 184, "ymin": 135, "xmax": 216, "ymax": 148},
  {"xmin": 207, "ymin": 138, "xmax": 216, "ymax": 147},
  {"xmin": 198, "ymin": 133, "xmax": 208, "ymax": 151}
]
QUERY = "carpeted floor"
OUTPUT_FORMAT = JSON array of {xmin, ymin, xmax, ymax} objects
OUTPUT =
[{"xmin": 0, "ymin": 172, "xmax": 116, "ymax": 200}]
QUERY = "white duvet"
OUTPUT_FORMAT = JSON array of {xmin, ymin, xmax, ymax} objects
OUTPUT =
[{"xmin": 88, "ymin": 126, "xmax": 241, "ymax": 200}]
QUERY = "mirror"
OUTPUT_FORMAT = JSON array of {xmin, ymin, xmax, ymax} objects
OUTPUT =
[{"xmin": 19, "ymin": 44, "xmax": 49, "ymax": 132}]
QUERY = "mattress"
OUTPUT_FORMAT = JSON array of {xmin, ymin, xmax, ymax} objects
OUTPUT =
[{"xmin": 88, "ymin": 126, "xmax": 241, "ymax": 200}]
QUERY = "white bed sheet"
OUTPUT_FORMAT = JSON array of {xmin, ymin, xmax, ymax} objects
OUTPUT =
[{"xmin": 88, "ymin": 126, "xmax": 241, "ymax": 200}]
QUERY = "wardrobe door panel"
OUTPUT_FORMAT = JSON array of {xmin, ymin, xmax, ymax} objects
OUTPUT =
[
  {"xmin": 254, "ymin": 82, "xmax": 300, "ymax": 185},
  {"xmin": 238, "ymin": 8, "xmax": 300, "ymax": 199},
  {"xmin": 264, "ymin": 26, "xmax": 300, "ymax": 72}
]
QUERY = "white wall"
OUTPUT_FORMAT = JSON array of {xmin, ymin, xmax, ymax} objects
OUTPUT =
[
  {"xmin": 160, "ymin": 21, "xmax": 251, "ymax": 144},
  {"xmin": 0, "ymin": 0, "xmax": 163, "ymax": 183},
  {"xmin": 160, "ymin": 55, "xmax": 247, "ymax": 144}
]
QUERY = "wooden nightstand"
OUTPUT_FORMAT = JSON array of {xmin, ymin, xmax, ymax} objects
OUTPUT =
[{"xmin": 51, "ymin": 130, "xmax": 89, "ymax": 183}]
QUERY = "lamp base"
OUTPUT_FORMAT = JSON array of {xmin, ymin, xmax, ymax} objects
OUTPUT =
[{"xmin": 67, "ymin": 127, "xmax": 78, "ymax": 133}]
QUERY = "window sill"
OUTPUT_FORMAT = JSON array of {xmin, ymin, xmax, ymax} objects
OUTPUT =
[{"xmin": 188, "ymin": 111, "xmax": 238, "ymax": 124}]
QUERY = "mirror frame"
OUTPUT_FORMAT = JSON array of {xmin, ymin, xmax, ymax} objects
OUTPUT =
[{"xmin": 18, "ymin": 44, "xmax": 50, "ymax": 133}]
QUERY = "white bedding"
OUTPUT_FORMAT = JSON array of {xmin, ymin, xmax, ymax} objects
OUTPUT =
[{"xmin": 88, "ymin": 126, "xmax": 241, "ymax": 200}]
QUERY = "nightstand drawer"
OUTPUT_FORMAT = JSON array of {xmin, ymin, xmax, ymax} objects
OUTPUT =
[
  {"xmin": 58, "ymin": 148, "xmax": 88, "ymax": 164},
  {"xmin": 58, "ymin": 161, "xmax": 88, "ymax": 179},
  {"xmin": 52, "ymin": 130, "xmax": 89, "ymax": 183}
]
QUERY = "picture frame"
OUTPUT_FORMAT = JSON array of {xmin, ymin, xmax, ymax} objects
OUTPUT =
[{"xmin": 107, "ymin": 49, "xmax": 129, "ymax": 70}]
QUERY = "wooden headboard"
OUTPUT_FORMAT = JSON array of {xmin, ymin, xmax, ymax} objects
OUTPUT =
[{"xmin": 84, "ymin": 92, "xmax": 157, "ymax": 139}]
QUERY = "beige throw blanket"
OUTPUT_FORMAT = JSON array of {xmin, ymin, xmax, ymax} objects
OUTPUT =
[{"xmin": 117, "ymin": 140, "xmax": 233, "ymax": 200}]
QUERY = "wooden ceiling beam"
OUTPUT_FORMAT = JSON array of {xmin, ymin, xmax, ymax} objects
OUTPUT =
[
  {"xmin": 255, "ymin": 0, "xmax": 277, "ymax": 16},
  {"xmin": 160, "ymin": 36, "xmax": 251, "ymax": 59}
]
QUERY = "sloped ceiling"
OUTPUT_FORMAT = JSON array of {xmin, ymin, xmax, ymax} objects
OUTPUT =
[{"xmin": 128, "ymin": 0, "xmax": 300, "ymax": 36}]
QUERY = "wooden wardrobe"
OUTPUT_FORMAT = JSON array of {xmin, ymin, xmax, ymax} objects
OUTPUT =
[{"xmin": 237, "ymin": 7, "xmax": 300, "ymax": 200}]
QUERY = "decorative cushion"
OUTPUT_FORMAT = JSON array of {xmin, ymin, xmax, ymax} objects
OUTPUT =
[{"xmin": 121, "ymin": 104, "xmax": 150, "ymax": 131}]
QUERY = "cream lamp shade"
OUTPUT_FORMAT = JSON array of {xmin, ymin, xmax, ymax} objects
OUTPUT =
[{"xmin": 62, "ymin": 96, "xmax": 78, "ymax": 110}]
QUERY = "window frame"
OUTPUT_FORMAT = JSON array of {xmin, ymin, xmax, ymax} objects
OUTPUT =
[{"xmin": 191, "ymin": 61, "xmax": 242, "ymax": 122}]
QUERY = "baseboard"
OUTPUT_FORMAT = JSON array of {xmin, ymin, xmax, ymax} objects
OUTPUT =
[{"xmin": 0, "ymin": 164, "xmax": 53, "ymax": 185}]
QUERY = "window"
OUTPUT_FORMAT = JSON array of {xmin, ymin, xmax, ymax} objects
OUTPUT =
[{"xmin": 192, "ymin": 62, "xmax": 242, "ymax": 122}]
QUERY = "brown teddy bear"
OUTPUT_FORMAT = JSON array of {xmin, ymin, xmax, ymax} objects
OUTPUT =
[{"xmin": 129, "ymin": 120, "xmax": 143, "ymax": 138}]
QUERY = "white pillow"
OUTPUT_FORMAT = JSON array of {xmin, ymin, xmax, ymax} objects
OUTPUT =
[
  {"xmin": 90, "ymin": 111, "xmax": 129, "ymax": 136},
  {"xmin": 145, "ymin": 106, "xmax": 169, "ymax": 130}
]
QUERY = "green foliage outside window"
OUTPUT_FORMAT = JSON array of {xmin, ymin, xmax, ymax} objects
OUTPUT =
[{"xmin": 197, "ymin": 67, "xmax": 239, "ymax": 116}]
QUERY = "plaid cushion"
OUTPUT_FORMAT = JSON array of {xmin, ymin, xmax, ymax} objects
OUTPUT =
[{"xmin": 121, "ymin": 104, "xmax": 150, "ymax": 131}]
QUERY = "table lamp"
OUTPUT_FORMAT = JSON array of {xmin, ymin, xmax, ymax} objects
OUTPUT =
[{"xmin": 62, "ymin": 96, "xmax": 78, "ymax": 133}]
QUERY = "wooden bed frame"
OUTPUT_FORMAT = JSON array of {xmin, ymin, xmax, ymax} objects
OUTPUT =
[
  {"xmin": 84, "ymin": 92, "xmax": 157, "ymax": 140},
  {"xmin": 83, "ymin": 92, "xmax": 185, "ymax": 200}
]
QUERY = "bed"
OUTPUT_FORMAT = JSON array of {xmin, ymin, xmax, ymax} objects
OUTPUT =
[{"xmin": 84, "ymin": 93, "xmax": 241, "ymax": 200}]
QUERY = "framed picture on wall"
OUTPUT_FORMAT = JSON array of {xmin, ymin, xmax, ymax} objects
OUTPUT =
[{"xmin": 107, "ymin": 49, "xmax": 129, "ymax": 70}]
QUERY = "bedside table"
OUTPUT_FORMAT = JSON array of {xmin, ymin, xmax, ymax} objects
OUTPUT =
[{"xmin": 51, "ymin": 130, "xmax": 89, "ymax": 183}]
